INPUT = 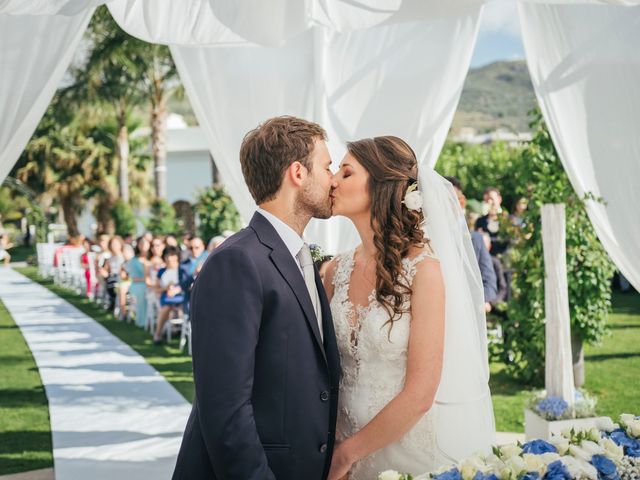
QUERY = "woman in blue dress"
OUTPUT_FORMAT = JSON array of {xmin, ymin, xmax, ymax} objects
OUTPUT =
[{"xmin": 125, "ymin": 236, "xmax": 150, "ymax": 328}]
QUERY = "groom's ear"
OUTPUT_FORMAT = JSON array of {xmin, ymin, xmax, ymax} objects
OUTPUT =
[{"xmin": 287, "ymin": 160, "xmax": 307, "ymax": 188}]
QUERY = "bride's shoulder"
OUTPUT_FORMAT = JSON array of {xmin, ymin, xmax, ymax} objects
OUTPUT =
[{"xmin": 406, "ymin": 242, "xmax": 438, "ymax": 266}]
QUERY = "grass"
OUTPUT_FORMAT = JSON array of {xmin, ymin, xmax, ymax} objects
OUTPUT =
[
  {"xmin": 0, "ymin": 299, "xmax": 53, "ymax": 475},
  {"xmin": 7, "ymin": 245, "xmax": 36, "ymax": 264},
  {"xmin": 10, "ymin": 266, "xmax": 640, "ymax": 437},
  {"xmin": 490, "ymin": 291, "xmax": 640, "ymax": 432}
]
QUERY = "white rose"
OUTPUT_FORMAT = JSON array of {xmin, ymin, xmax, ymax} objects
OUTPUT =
[
  {"xmin": 561, "ymin": 456, "xmax": 598, "ymax": 480},
  {"xmin": 500, "ymin": 444, "xmax": 523, "ymax": 460},
  {"xmin": 548, "ymin": 437, "xmax": 570, "ymax": 456},
  {"xmin": 620, "ymin": 414, "xmax": 635, "ymax": 426},
  {"xmin": 630, "ymin": 422, "xmax": 640, "ymax": 438},
  {"xmin": 485, "ymin": 454, "xmax": 506, "ymax": 473},
  {"xmin": 461, "ymin": 455, "xmax": 489, "ymax": 480},
  {"xmin": 568, "ymin": 444, "xmax": 592, "ymax": 462},
  {"xmin": 587, "ymin": 428, "xmax": 602, "ymax": 443},
  {"xmin": 581, "ymin": 440, "xmax": 605, "ymax": 456},
  {"xmin": 601, "ymin": 438, "xmax": 624, "ymax": 461},
  {"xmin": 539, "ymin": 452, "xmax": 561, "ymax": 466},
  {"xmin": 523, "ymin": 454, "xmax": 546, "ymax": 475},
  {"xmin": 595, "ymin": 417, "xmax": 616, "ymax": 433},
  {"xmin": 403, "ymin": 190, "xmax": 423, "ymax": 211},
  {"xmin": 378, "ymin": 470, "xmax": 403, "ymax": 480},
  {"xmin": 505, "ymin": 455, "xmax": 526, "ymax": 476}
]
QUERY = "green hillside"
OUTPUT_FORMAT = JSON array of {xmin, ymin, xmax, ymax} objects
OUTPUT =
[{"xmin": 453, "ymin": 60, "xmax": 537, "ymax": 134}]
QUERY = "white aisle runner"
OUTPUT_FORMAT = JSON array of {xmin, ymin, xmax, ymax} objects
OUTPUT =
[{"xmin": 0, "ymin": 268, "xmax": 192, "ymax": 480}]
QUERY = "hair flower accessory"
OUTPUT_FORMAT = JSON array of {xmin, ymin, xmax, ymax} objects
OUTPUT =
[{"xmin": 402, "ymin": 182, "xmax": 423, "ymax": 212}]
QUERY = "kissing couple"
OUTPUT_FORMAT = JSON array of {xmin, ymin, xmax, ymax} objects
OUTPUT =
[{"xmin": 172, "ymin": 116, "xmax": 495, "ymax": 479}]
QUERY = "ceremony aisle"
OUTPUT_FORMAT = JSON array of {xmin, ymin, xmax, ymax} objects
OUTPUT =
[{"xmin": 0, "ymin": 268, "xmax": 191, "ymax": 480}]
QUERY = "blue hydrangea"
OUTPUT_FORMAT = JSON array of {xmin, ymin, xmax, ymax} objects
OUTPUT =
[
  {"xmin": 433, "ymin": 468, "xmax": 462, "ymax": 480},
  {"xmin": 608, "ymin": 429, "xmax": 640, "ymax": 457},
  {"xmin": 473, "ymin": 473, "xmax": 498, "ymax": 480},
  {"xmin": 591, "ymin": 454, "xmax": 620, "ymax": 480},
  {"xmin": 522, "ymin": 439, "xmax": 558, "ymax": 455},
  {"xmin": 543, "ymin": 460, "xmax": 572, "ymax": 480},
  {"xmin": 521, "ymin": 473, "xmax": 541, "ymax": 480},
  {"xmin": 536, "ymin": 397, "xmax": 569, "ymax": 419}
]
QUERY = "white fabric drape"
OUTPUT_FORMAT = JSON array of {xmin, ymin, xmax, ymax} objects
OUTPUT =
[
  {"xmin": 519, "ymin": 0, "xmax": 640, "ymax": 291},
  {"xmin": 0, "ymin": 6, "xmax": 94, "ymax": 184},
  {"xmin": 171, "ymin": 2, "xmax": 482, "ymax": 253},
  {"xmin": 541, "ymin": 204, "xmax": 575, "ymax": 403}
]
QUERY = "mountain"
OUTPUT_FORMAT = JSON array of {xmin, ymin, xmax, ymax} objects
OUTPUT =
[{"xmin": 452, "ymin": 60, "xmax": 537, "ymax": 134}]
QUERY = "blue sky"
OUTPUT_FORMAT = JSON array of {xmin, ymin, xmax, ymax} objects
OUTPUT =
[{"xmin": 470, "ymin": 0, "xmax": 525, "ymax": 68}]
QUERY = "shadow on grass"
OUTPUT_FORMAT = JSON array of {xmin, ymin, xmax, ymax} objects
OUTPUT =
[
  {"xmin": 585, "ymin": 352, "xmax": 640, "ymax": 362},
  {"xmin": 0, "ymin": 387, "xmax": 48, "ymax": 408},
  {"xmin": 0, "ymin": 429, "xmax": 52, "ymax": 475}
]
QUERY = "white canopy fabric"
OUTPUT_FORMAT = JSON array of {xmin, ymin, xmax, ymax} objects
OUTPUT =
[
  {"xmin": 171, "ymin": 3, "xmax": 482, "ymax": 251},
  {"xmin": 1, "ymin": 0, "xmax": 639, "ymax": 278},
  {"xmin": 0, "ymin": 5, "xmax": 94, "ymax": 184},
  {"xmin": 519, "ymin": 0, "xmax": 640, "ymax": 290}
]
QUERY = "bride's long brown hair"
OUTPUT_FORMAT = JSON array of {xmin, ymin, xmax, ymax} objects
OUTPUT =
[{"xmin": 346, "ymin": 136, "xmax": 427, "ymax": 329}]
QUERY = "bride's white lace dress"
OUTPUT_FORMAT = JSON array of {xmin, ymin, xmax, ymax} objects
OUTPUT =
[{"xmin": 331, "ymin": 248, "xmax": 448, "ymax": 479}]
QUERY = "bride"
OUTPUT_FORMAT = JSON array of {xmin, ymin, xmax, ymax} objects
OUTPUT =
[{"xmin": 323, "ymin": 136, "xmax": 495, "ymax": 479}]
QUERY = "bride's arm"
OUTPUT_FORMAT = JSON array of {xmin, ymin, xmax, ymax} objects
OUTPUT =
[{"xmin": 328, "ymin": 257, "xmax": 445, "ymax": 479}]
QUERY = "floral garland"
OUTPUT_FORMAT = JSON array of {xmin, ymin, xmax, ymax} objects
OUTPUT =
[{"xmin": 378, "ymin": 414, "xmax": 640, "ymax": 480}]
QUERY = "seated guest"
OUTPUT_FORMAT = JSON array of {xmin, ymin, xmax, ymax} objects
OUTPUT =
[
  {"xmin": 475, "ymin": 187, "xmax": 509, "ymax": 256},
  {"xmin": 153, "ymin": 246, "xmax": 190, "ymax": 345},
  {"xmin": 206, "ymin": 235, "xmax": 226, "ymax": 253},
  {"xmin": 509, "ymin": 197, "xmax": 528, "ymax": 228},
  {"xmin": 181, "ymin": 236, "xmax": 208, "ymax": 277}
]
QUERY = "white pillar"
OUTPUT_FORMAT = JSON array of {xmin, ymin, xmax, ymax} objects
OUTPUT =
[{"xmin": 541, "ymin": 203, "xmax": 575, "ymax": 404}]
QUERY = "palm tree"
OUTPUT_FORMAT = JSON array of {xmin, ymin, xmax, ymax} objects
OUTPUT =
[
  {"xmin": 138, "ymin": 43, "xmax": 182, "ymax": 199},
  {"xmin": 14, "ymin": 100, "xmax": 109, "ymax": 237},
  {"xmin": 66, "ymin": 6, "xmax": 147, "ymax": 204}
]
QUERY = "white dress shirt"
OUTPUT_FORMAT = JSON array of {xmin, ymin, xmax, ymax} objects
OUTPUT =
[{"xmin": 257, "ymin": 208, "xmax": 304, "ymax": 275}]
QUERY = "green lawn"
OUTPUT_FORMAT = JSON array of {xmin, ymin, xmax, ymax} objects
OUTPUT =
[
  {"xmin": 0, "ymin": 299, "xmax": 53, "ymax": 475},
  {"xmin": 10, "ymin": 266, "xmax": 640, "ymax": 439},
  {"xmin": 7, "ymin": 245, "xmax": 36, "ymax": 264}
]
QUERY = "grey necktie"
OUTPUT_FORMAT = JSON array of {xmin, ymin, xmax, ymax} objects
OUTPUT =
[{"xmin": 297, "ymin": 243, "xmax": 323, "ymax": 341}]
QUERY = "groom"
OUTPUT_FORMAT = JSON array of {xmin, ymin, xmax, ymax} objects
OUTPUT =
[{"xmin": 172, "ymin": 116, "xmax": 341, "ymax": 479}]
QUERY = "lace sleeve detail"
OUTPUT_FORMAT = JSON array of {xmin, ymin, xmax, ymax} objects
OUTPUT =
[{"xmin": 402, "ymin": 248, "xmax": 438, "ymax": 287}]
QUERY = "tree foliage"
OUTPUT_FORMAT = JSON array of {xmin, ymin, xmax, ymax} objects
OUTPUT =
[{"xmin": 195, "ymin": 185, "xmax": 242, "ymax": 242}]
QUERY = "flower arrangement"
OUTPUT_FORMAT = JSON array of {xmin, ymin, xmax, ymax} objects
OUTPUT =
[
  {"xmin": 378, "ymin": 414, "xmax": 640, "ymax": 480},
  {"xmin": 308, "ymin": 243, "xmax": 325, "ymax": 263},
  {"xmin": 528, "ymin": 391, "xmax": 598, "ymax": 421}
]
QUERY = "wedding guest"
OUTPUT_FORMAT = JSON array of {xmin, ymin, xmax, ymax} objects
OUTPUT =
[
  {"xmin": 475, "ymin": 187, "xmax": 508, "ymax": 256},
  {"xmin": 446, "ymin": 177, "xmax": 498, "ymax": 310},
  {"xmin": 153, "ymin": 246, "xmax": 190, "ymax": 345},
  {"xmin": 80, "ymin": 238, "xmax": 95, "ymax": 297},
  {"xmin": 0, "ymin": 233, "xmax": 13, "ymax": 265},
  {"xmin": 509, "ymin": 197, "xmax": 528, "ymax": 228},
  {"xmin": 482, "ymin": 233, "xmax": 509, "ymax": 305},
  {"xmin": 206, "ymin": 235, "xmax": 226, "ymax": 253},
  {"xmin": 181, "ymin": 236, "xmax": 208, "ymax": 277},
  {"xmin": 125, "ymin": 236, "xmax": 150, "ymax": 328},
  {"xmin": 165, "ymin": 234, "xmax": 179, "ymax": 248},
  {"xmin": 104, "ymin": 236, "xmax": 125, "ymax": 313}
]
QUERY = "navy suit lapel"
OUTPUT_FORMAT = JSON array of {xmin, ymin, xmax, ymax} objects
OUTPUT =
[{"xmin": 250, "ymin": 213, "xmax": 327, "ymax": 365}]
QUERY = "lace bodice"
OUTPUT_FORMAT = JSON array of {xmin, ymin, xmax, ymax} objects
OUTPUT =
[{"xmin": 330, "ymin": 247, "xmax": 444, "ymax": 479}]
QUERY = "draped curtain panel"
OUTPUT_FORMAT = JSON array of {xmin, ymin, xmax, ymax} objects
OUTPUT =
[
  {"xmin": 170, "ymin": 1, "xmax": 483, "ymax": 252},
  {"xmin": 0, "ymin": 5, "xmax": 94, "ymax": 184},
  {"xmin": 519, "ymin": 0, "xmax": 640, "ymax": 290}
]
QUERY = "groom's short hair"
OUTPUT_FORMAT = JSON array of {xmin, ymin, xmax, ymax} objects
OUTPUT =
[{"xmin": 240, "ymin": 116, "xmax": 327, "ymax": 204}]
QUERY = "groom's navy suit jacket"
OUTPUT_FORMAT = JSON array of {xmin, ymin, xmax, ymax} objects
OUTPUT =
[{"xmin": 172, "ymin": 213, "xmax": 341, "ymax": 480}]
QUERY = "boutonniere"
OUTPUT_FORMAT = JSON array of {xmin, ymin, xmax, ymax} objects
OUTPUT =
[{"xmin": 309, "ymin": 243, "xmax": 324, "ymax": 263}]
